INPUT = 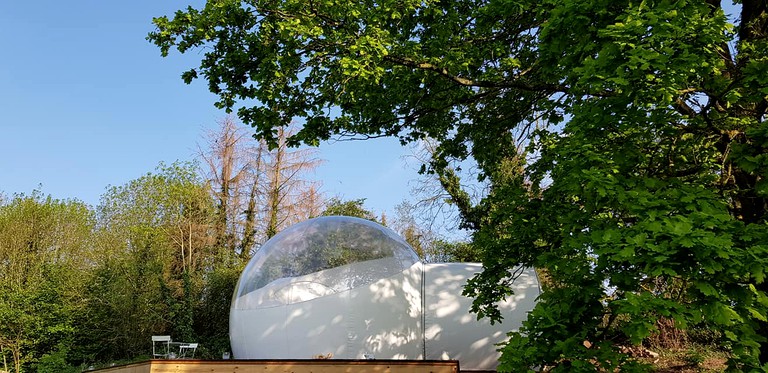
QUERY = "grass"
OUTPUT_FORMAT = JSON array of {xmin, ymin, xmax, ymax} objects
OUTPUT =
[{"xmin": 640, "ymin": 345, "xmax": 728, "ymax": 372}]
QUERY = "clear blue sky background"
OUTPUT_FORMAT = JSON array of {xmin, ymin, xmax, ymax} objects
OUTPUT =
[{"xmin": 0, "ymin": 1, "xmax": 418, "ymax": 217}]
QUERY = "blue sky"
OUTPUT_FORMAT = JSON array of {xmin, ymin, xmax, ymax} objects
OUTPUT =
[{"xmin": 0, "ymin": 1, "xmax": 418, "ymax": 217}]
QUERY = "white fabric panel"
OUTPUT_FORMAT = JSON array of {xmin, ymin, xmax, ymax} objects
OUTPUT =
[
  {"xmin": 231, "ymin": 261, "xmax": 423, "ymax": 359},
  {"xmin": 234, "ymin": 257, "xmax": 407, "ymax": 309},
  {"xmin": 424, "ymin": 263, "xmax": 540, "ymax": 371}
]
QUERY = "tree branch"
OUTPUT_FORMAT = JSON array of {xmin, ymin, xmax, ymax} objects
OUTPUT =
[
  {"xmin": 436, "ymin": 167, "xmax": 480, "ymax": 230},
  {"xmin": 383, "ymin": 55, "xmax": 567, "ymax": 92}
]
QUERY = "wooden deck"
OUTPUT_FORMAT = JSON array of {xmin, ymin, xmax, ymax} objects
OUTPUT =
[{"xmin": 90, "ymin": 359, "xmax": 460, "ymax": 373}]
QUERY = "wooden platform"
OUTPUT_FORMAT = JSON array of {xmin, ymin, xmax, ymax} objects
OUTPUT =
[{"xmin": 91, "ymin": 359, "xmax": 460, "ymax": 373}]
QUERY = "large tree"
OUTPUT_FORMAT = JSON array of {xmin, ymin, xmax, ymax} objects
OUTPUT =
[
  {"xmin": 0, "ymin": 192, "xmax": 94, "ymax": 372},
  {"xmin": 200, "ymin": 119, "xmax": 323, "ymax": 254},
  {"xmin": 261, "ymin": 126, "xmax": 324, "ymax": 239},
  {"xmin": 90, "ymin": 162, "xmax": 215, "ymax": 360},
  {"xmin": 150, "ymin": 0, "xmax": 768, "ymax": 370},
  {"xmin": 199, "ymin": 116, "xmax": 262, "ymax": 256}
]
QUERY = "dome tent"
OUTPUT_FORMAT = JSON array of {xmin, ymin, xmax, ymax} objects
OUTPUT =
[{"xmin": 230, "ymin": 216, "xmax": 539, "ymax": 370}]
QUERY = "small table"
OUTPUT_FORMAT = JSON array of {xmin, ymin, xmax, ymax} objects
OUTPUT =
[
  {"xmin": 178, "ymin": 343, "xmax": 199, "ymax": 358},
  {"xmin": 168, "ymin": 342, "xmax": 198, "ymax": 359}
]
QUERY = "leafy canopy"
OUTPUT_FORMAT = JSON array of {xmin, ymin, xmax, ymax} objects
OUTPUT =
[{"xmin": 150, "ymin": 0, "xmax": 768, "ymax": 370}]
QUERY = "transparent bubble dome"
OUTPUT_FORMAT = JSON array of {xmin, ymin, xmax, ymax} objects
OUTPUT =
[{"xmin": 232, "ymin": 216, "xmax": 420, "ymax": 309}]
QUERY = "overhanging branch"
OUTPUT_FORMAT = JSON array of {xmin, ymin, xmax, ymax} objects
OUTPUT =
[{"xmin": 383, "ymin": 55, "xmax": 567, "ymax": 92}]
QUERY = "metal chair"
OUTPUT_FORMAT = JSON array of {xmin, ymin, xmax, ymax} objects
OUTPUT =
[
  {"xmin": 151, "ymin": 335, "xmax": 172, "ymax": 359},
  {"xmin": 178, "ymin": 343, "xmax": 198, "ymax": 359}
]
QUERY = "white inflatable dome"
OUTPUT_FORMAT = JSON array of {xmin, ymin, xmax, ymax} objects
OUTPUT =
[{"xmin": 230, "ymin": 216, "xmax": 539, "ymax": 370}]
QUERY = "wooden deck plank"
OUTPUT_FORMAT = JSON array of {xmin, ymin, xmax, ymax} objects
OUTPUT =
[{"xmin": 92, "ymin": 359, "xmax": 460, "ymax": 373}]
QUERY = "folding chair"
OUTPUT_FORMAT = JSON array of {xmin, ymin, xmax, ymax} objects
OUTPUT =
[
  {"xmin": 152, "ymin": 335, "xmax": 172, "ymax": 358},
  {"xmin": 178, "ymin": 343, "xmax": 198, "ymax": 359}
]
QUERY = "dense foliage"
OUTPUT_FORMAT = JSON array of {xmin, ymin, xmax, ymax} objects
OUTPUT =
[
  {"xmin": 150, "ymin": 0, "xmax": 768, "ymax": 370},
  {"xmin": 0, "ymin": 158, "xmax": 438, "ymax": 372},
  {"xmin": 322, "ymin": 197, "xmax": 380, "ymax": 221},
  {"xmin": 0, "ymin": 193, "xmax": 93, "ymax": 373},
  {"xmin": 0, "ymin": 165, "xmax": 237, "ymax": 372}
]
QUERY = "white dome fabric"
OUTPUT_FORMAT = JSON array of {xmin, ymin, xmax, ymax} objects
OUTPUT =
[
  {"xmin": 230, "ymin": 216, "xmax": 424, "ymax": 360},
  {"xmin": 423, "ymin": 263, "xmax": 540, "ymax": 370},
  {"xmin": 230, "ymin": 216, "xmax": 540, "ymax": 370}
]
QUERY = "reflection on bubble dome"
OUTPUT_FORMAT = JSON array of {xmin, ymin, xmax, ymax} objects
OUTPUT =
[{"xmin": 233, "ymin": 216, "xmax": 420, "ymax": 309}]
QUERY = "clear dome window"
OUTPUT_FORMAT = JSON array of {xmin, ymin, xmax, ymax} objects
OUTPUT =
[{"xmin": 233, "ymin": 216, "xmax": 420, "ymax": 308}]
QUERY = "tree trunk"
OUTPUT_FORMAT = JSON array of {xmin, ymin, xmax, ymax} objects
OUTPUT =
[
  {"xmin": 265, "ymin": 142, "xmax": 283, "ymax": 239},
  {"xmin": 241, "ymin": 177, "xmax": 260, "ymax": 259}
]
